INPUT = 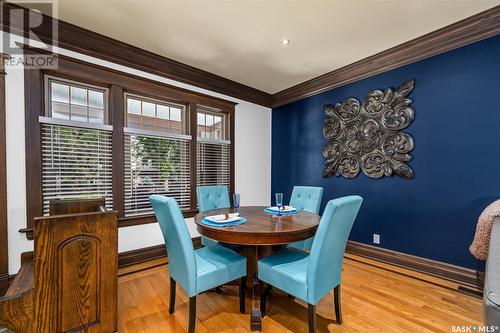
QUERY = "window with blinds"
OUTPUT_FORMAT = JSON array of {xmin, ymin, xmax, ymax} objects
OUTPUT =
[
  {"xmin": 196, "ymin": 109, "xmax": 230, "ymax": 188},
  {"xmin": 124, "ymin": 94, "xmax": 191, "ymax": 216},
  {"xmin": 41, "ymin": 77, "xmax": 113, "ymax": 214}
]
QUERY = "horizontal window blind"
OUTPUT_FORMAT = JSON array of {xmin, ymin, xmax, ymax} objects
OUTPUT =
[
  {"xmin": 124, "ymin": 132, "xmax": 191, "ymax": 216},
  {"xmin": 41, "ymin": 122, "xmax": 113, "ymax": 214},
  {"xmin": 197, "ymin": 139, "xmax": 230, "ymax": 187}
]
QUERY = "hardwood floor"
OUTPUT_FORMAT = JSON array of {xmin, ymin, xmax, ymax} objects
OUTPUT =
[{"xmin": 118, "ymin": 257, "xmax": 482, "ymax": 333}]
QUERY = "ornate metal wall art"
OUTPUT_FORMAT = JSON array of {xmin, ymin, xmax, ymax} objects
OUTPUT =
[{"xmin": 323, "ymin": 80, "xmax": 415, "ymax": 180}]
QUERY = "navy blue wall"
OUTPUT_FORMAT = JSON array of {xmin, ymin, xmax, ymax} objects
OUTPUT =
[{"xmin": 272, "ymin": 35, "xmax": 500, "ymax": 269}]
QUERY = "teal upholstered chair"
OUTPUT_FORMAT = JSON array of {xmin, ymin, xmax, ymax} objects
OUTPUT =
[
  {"xmin": 150, "ymin": 195, "xmax": 247, "ymax": 333},
  {"xmin": 258, "ymin": 196, "xmax": 362, "ymax": 333},
  {"xmin": 287, "ymin": 186, "xmax": 324, "ymax": 251},
  {"xmin": 197, "ymin": 185, "xmax": 231, "ymax": 247}
]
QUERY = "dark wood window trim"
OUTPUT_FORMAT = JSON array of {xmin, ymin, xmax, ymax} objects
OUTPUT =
[
  {"xmin": 22, "ymin": 52, "xmax": 236, "ymax": 240},
  {"xmin": 110, "ymin": 85, "xmax": 125, "ymax": 219},
  {"xmin": 0, "ymin": 54, "xmax": 10, "ymax": 293}
]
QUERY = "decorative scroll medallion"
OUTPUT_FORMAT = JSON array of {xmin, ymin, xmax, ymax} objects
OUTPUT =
[{"xmin": 323, "ymin": 80, "xmax": 415, "ymax": 179}]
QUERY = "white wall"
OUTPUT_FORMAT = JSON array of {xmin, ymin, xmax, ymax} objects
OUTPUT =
[{"xmin": 4, "ymin": 33, "xmax": 272, "ymax": 273}]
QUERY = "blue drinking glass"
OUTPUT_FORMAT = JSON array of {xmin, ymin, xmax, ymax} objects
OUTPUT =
[
  {"xmin": 233, "ymin": 193, "xmax": 240, "ymax": 212},
  {"xmin": 275, "ymin": 193, "xmax": 283, "ymax": 216}
]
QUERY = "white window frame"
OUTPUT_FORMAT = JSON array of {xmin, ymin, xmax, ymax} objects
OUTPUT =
[
  {"xmin": 197, "ymin": 106, "xmax": 229, "ymax": 142},
  {"xmin": 44, "ymin": 75, "xmax": 110, "ymax": 125},
  {"xmin": 124, "ymin": 92, "xmax": 188, "ymax": 135}
]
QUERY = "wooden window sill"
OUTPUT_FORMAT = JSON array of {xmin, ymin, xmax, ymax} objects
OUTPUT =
[{"xmin": 19, "ymin": 210, "xmax": 199, "ymax": 240}]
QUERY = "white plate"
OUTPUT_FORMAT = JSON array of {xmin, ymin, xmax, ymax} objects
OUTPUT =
[
  {"xmin": 267, "ymin": 206, "xmax": 297, "ymax": 212},
  {"xmin": 205, "ymin": 213, "xmax": 240, "ymax": 224}
]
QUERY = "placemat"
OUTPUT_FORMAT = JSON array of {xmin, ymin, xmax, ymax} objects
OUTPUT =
[
  {"xmin": 201, "ymin": 217, "xmax": 248, "ymax": 227},
  {"xmin": 264, "ymin": 208, "xmax": 299, "ymax": 215}
]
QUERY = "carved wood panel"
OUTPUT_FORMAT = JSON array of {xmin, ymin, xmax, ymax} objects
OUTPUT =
[
  {"xmin": 58, "ymin": 236, "xmax": 100, "ymax": 332},
  {"xmin": 33, "ymin": 212, "xmax": 117, "ymax": 332},
  {"xmin": 323, "ymin": 80, "xmax": 415, "ymax": 179}
]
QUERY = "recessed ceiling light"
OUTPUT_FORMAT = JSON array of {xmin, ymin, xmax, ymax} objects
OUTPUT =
[{"xmin": 281, "ymin": 39, "xmax": 290, "ymax": 46}]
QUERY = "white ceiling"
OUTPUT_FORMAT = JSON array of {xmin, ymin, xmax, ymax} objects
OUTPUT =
[{"xmin": 56, "ymin": 0, "xmax": 499, "ymax": 94}]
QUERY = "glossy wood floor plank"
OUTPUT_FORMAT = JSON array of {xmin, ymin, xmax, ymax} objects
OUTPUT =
[{"xmin": 117, "ymin": 258, "xmax": 482, "ymax": 333}]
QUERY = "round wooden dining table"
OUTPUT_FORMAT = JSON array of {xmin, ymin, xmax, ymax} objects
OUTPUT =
[{"xmin": 194, "ymin": 206, "xmax": 321, "ymax": 331}]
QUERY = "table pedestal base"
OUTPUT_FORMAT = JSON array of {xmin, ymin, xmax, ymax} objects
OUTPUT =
[
  {"xmin": 196, "ymin": 207, "xmax": 320, "ymax": 332},
  {"xmin": 250, "ymin": 276, "xmax": 262, "ymax": 331},
  {"xmin": 241, "ymin": 245, "xmax": 274, "ymax": 331}
]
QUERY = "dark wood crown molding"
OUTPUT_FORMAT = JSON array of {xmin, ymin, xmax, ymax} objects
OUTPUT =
[
  {"xmin": 1, "ymin": 2, "xmax": 272, "ymax": 107},
  {"xmin": 272, "ymin": 5, "xmax": 500, "ymax": 108},
  {"xmin": 3, "ymin": 3, "xmax": 499, "ymax": 109}
]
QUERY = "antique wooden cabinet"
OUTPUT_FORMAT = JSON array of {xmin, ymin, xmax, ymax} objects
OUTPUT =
[{"xmin": 0, "ymin": 199, "xmax": 118, "ymax": 333}]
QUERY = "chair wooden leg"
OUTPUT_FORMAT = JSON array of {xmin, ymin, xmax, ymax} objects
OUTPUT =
[
  {"xmin": 188, "ymin": 296, "xmax": 196, "ymax": 333},
  {"xmin": 308, "ymin": 303, "xmax": 316, "ymax": 333},
  {"xmin": 239, "ymin": 277, "xmax": 246, "ymax": 313},
  {"xmin": 169, "ymin": 277, "xmax": 176, "ymax": 314},
  {"xmin": 265, "ymin": 284, "xmax": 273, "ymax": 295},
  {"xmin": 334, "ymin": 284, "xmax": 342, "ymax": 324},
  {"xmin": 260, "ymin": 282, "xmax": 267, "ymax": 317}
]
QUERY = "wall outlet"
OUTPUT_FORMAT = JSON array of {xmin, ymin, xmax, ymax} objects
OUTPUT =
[{"xmin": 373, "ymin": 234, "xmax": 380, "ymax": 244}]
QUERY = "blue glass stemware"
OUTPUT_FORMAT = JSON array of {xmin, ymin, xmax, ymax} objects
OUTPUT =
[
  {"xmin": 233, "ymin": 193, "xmax": 240, "ymax": 212},
  {"xmin": 275, "ymin": 193, "xmax": 283, "ymax": 216}
]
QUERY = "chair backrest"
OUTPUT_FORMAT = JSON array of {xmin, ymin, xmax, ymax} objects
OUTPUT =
[
  {"xmin": 150, "ymin": 195, "xmax": 197, "ymax": 297},
  {"xmin": 196, "ymin": 185, "xmax": 231, "ymax": 213},
  {"xmin": 290, "ymin": 186, "xmax": 323, "ymax": 214},
  {"xmin": 307, "ymin": 195, "xmax": 363, "ymax": 304}
]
